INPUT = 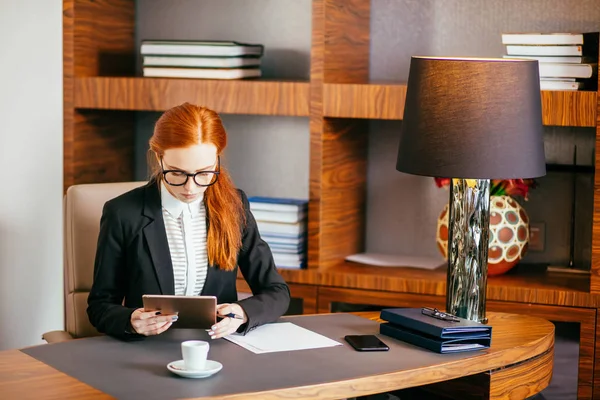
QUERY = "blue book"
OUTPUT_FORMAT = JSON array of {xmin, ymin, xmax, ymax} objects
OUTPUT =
[{"xmin": 249, "ymin": 197, "xmax": 308, "ymax": 212}]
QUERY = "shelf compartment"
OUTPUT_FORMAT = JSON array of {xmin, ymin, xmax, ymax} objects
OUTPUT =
[
  {"xmin": 74, "ymin": 77, "xmax": 310, "ymax": 116},
  {"xmin": 324, "ymin": 83, "xmax": 597, "ymax": 127},
  {"xmin": 280, "ymin": 262, "xmax": 594, "ymax": 308}
]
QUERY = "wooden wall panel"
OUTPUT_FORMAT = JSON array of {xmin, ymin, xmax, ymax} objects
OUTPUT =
[
  {"xmin": 64, "ymin": 0, "xmax": 135, "ymax": 190},
  {"xmin": 309, "ymin": 0, "xmax": 371, "ymax": 270},
  {"xmin": 592, "ymin": 43, "xmax": 600, "ymax": 292},
  {"xmin": 73, "ymin": 110, "xmax": 135, "ymax": 184}
]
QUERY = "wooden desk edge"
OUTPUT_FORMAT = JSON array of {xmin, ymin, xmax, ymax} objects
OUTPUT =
[{"xmin": 1, "ymin": 312, "xmax": 554, "ymax": 400}]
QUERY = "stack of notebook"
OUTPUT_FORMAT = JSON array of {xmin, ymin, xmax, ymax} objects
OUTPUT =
[
  {"xmin": 248, "ymin": 196, "xmax": 308, "ymax": 269},
  {"xmin": 501, "ymin": 32, "xmax": 599, "ymax": 91},
  {"xmin": 141, "ymin": 40, "xmax": 264, "ymax": 79},
  {"xmin": 379, "ymin": 308, "xmax": 492, "ymax": 354}
]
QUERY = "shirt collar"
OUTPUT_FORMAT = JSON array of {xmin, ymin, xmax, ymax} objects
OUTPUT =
[{"xmin": 160, "ymin": 181, "xmax": 203, "ymax": 218}]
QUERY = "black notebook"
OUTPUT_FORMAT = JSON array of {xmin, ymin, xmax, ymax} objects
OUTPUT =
[{"xmin": 379, "ymin": 308, "xmax": 492, "ymax": 354}]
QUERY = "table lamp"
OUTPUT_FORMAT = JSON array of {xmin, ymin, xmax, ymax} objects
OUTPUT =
[{"xmin": 396, "ymin": 56, "xmax": 546, "ymax": 323}]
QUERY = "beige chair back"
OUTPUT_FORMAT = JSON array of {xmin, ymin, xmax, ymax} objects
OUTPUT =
[{"xmin": 64, "ymin": 181, "xmax": 146, "ymax": 338}]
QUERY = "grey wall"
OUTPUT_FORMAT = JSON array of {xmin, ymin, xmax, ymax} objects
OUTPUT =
[
  {"xmin": 367, "ymin": 0, "xmax": 600, "ymax": 268},
  {"xmin": 135, "ymin": 0, "xmax": 599, "ymax": 268},
  {"xmin": 0, "ymin": 0, "xmax": 63, "ymax": 350}
]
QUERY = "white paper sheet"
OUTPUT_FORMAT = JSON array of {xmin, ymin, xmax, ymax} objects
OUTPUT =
[
  {"xmin": 345, "ymin": 253, "xmax": 446, "ymax": 270},
  {"xmin": 224, "ymin": 322, "xmax": 342, "ymax": 354}
]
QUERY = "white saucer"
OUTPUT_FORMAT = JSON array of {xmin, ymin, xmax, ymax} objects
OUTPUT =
[{"xmin": 167, "ymin": 360, "xmax": 223, "ymax": 379}]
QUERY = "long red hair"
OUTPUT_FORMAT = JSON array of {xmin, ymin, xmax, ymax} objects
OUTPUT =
[{"xmin": 149, "ymin": 103, "xmax": 244, "ymax": 271}]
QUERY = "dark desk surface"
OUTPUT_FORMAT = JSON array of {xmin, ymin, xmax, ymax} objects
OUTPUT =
[{"xmin": 0, "ymin": 312, "xmax": 554, "ymax": 400}]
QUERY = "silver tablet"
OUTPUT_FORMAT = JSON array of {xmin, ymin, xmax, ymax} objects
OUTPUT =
[{"xmin": 142, "ymin": 295, "xmax": 217, "ymax": 329}]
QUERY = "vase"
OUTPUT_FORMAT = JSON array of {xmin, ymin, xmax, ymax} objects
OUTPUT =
[{"xmin": 436, "ymin": 195, "xmax": 530, "ymax": 276}]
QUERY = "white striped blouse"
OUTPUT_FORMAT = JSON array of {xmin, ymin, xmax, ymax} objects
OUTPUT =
[{"xmin": 160, "ymin": 183, "xmax": 208, "ymax": 296}]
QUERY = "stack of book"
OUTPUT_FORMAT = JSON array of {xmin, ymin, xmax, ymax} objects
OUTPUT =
[
  {"xmin": 502, "ymin": 32, "xmax": 599, "ymax": 90},
  {"xmin": 248, "ymin": 196, "xmax": 308, "ymax": 269},
  {"xmin": 140, "ymin": 40, "xmax": 264, "ymax": 80}
]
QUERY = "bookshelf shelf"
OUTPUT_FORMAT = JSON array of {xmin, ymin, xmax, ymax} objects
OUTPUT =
[
  {"xmin": 324, "ymin": 82, "xmax": 597, "ymax": 127},
  {"xmin": 74, "ymin": 77, "xmax": 310, "ymax": 116},
  {"xmin": 278, "ymin": 262, "xmax": 595, "ymax": 308}
]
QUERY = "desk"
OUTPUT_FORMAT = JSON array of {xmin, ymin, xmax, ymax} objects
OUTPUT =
[{"xmin": 0, "ymin": 312, "xmax": 553, "ymax": 400}]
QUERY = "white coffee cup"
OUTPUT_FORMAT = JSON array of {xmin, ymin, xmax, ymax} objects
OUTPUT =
[{"xmin": 181, "ymin": 340, "xmax": 209, "ymax": 371}]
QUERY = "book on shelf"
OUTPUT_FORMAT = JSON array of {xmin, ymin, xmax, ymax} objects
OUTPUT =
[
  {"xmin": 249, "ymin": 196, "xmax": 309, "ymax": 269},
  {"xmin": 501, "ymin": 31, "xmax": 599, "ymax": 91},
  {"xmin": 540, "ymin": 80, "xmax": 584, "ymax": 90},
  {"xmin": 503, "ymin": 55, "xmax": 596, "ymax": 64},
  {"xmin": 538, "ymin": 63, "xmax": 596, "ymax": 79},
  {"xmin": 505, "ymin": 44, "xmax": 591, "ymax": 57},
  {"xmin": 142, "ymin": 67, "xmax": 261, "ymax": 80},
  {"xmin": 249, "ymin": 196, "xmax": 308, "ymax": 213},
  {"xmin": 501, "ymin": 32, "xmax": 599, "ymax": 46},
  {"xmin": 140, "ymin": 40, "xmax": 264, "ymax": 57},
  {"xmin": 143, "ymin": 55, "xmax": 262, "ymax": 68},
  {"xmin": 251, "ymin": 208, "xmax": 306, "ymax": 224}
]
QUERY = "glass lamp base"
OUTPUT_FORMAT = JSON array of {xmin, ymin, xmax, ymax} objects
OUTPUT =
[{"xmin": 446, "ymin": 178, "xmax": 491, "ymax": 324}]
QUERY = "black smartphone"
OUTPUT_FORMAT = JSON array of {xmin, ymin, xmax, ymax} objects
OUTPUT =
[{"xmin": 344, "ymin": 335, "xmax": 390, "ymax": 352}]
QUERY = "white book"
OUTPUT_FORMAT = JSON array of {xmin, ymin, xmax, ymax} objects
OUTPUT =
[
  {"xmin": 501, "ymin": 33, "xmax": 591, "ymax": 46},
  {"xmin": 140, "ymin": 40, "xmax": 264, "ymax": 57},
  {"xmin": 257, "ymin": 221, "xmax": 305, "ymax": 236},
  {"xmin": 506, "ymin": 45, "xmax": 585, "ymax": 57},
  {"xmin": 143, "ymin": 55, "xmax": 261, "ymax": 68},
  {"xmin": 252, "ymin": 209, "xmax": 306, "ymax": 224},
  {"xmin": 538, "ymin": 63, "xmax": 596, "ymax": 78},
  {"xmin": 503, "ymin": 55, "xmax": 594, "ymax": 64},
  {"xmin": 142, "ymin": 67, "xmax": 261, "ymax": 80},
  {"xmin": 539, "ymin": 80, "xmax": 583, "ymax": 90}
]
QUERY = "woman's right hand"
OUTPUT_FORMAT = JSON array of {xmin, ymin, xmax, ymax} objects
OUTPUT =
[{"xmin": 129, "ymin": 308, "xmax": 178, "ymax": 336}]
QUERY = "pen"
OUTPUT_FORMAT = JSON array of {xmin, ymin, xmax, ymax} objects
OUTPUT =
[{"xmin": 224, "ymin": 313, "xmax": 244, "ymax": 320}]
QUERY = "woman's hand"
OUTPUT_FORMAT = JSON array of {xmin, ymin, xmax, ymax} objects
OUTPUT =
[
  {"xmin": 209, "ymin": 303, "xmax": 247, "ymax": 339},
  {"xmin": 129, "ymin": 308, "xmax": 178, "ymax": 336}
]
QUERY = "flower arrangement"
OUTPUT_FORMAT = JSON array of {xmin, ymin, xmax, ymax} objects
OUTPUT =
[{"xmin": 433, "ymin": 178, "xmax": 537, "ymax": 200}]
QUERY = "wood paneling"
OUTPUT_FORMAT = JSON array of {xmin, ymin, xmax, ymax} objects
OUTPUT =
[
  {"xmin": 308, "ymin": 1, "xmax": 371, "ymax": 270},
  {"xmin": 0, "ymin": 350, "xmax": 110, "ymax": 399},
  {"xmin": 74, "ymin": 77, "xmax": 310, "ymax": 116},
  {"xmin": 72, "ymin": 110, "xmax": 134, "ymax": 185},
  {"xmin": 324, "ymin": 83, "xmax": 407, "ymax": 119},
  {"xmin": 323, "ymin": 83, "xmax": 597, "ymax": 126},
  {"xmin": 541, "ymin": 90, "xmax": 597, "ymax": 127},
  {"xmin": 489, "ymin": 350, "xmax": 554, "ymax": 400},
  {"xmin": 64, "ymin": 0, "xmax": 134, "ymax": 189},
  {"xmin": 591, "ymin": 58, "xmax": 600, "ymax": 293},
  {"xmin": 485, "ymin": 302, "xmax": 595, "ymax": 400}
]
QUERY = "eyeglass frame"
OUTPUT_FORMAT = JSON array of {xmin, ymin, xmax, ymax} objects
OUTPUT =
[{"xmin": 160, "ymin": 156, "xmax": 221, "ymax": 187}]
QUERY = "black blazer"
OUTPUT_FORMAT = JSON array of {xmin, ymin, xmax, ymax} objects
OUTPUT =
[{"xmin": 87, "ymin": 180, "xmax": 290, "ymax": 340}]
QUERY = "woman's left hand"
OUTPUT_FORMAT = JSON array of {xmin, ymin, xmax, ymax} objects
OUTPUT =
[{"xmin": 209, "ymin": 303, "xmax": 248, "ymax": 339}]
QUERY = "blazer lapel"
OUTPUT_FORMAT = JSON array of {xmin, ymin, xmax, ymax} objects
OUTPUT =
[
  {"xmin": 200, "ymin": 201, "xmax": 215, "ymax": 295},
  {"xmin": 142, "ymin": 180, "xmax": 175, "ymax": 295}
]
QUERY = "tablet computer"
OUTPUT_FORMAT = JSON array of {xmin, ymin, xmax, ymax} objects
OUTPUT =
[{"xmin": 142, "ymin": 295, "xmax": 217, "ymax": 329}]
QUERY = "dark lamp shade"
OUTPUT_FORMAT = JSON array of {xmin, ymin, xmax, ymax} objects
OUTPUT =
[{"xmin": 396, "ymin": 56, "xmax": 546, "ymax": 180}]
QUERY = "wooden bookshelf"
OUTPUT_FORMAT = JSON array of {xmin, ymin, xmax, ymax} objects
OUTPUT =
[
  {"xmin": 64, "ymin": 0, "xmax": 600, "ymax": 397},
  {"xmin": 74, "ymin": 77, "xmax": 310, "ymax": 116},
  {"xmin": 324, "ymin": 82, "xmax": 597, "ymax": 127}
]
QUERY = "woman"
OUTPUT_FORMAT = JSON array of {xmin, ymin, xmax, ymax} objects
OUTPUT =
[{"xmin": 87, "ymin": 103, "xmax": 290, "ymax": 340}]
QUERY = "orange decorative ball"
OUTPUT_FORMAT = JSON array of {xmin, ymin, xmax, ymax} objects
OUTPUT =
[{"xmin": 436, "ymin": 195, "xmax": 529, "ymax": 276}]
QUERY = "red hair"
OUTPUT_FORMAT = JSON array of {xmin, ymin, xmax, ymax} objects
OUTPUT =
[{"xmin": 149, "ymin": 103, "xmax": 244, "ymax": 271}]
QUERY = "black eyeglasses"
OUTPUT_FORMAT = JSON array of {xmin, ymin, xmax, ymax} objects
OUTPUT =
[
  {"xmin": 421, "ymin": 307, "xmax": 460, "ymax": 322},
  {"xmin": 160, "ymin": 156, "xmax": 220, "ymax": 187}
]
